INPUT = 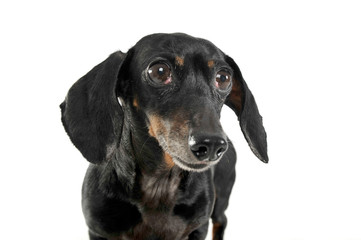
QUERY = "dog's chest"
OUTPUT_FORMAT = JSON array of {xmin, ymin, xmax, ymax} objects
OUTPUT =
[{"xmin": 124, "ymin": 170, "xmax": 214, "ymax": 239}]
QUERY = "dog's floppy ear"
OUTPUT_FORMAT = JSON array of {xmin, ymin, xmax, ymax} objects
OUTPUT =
[
  {"xmin": 60, "ymin": 51, "xmax": 128, "ymax": 164},
  {"xmin": 225, "ymin": 55, "xmax": 268, "ymax": 163}
]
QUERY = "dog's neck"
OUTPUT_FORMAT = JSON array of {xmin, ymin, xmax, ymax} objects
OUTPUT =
[{"xmin": 139, "ymin": 167, "xmax": 183, "ymax": 210}]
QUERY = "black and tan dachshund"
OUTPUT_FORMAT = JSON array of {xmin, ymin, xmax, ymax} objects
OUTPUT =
[{"xmin": 60, "ymin": 33, "xmax": 268, "ymax": 240}]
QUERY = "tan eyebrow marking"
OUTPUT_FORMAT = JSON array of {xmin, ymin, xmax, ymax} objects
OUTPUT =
[
  {"xmin": 207, "ymin": 60, "xmax": 215, "ymax": 68},
  {"xmin": 175, "ymin": 56, "xmax": 184, "ymax": 66}
]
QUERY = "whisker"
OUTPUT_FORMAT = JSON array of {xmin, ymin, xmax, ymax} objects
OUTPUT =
[{"xmin": 139, "ymin": 136, "xmax": 151, "ymax": 155}]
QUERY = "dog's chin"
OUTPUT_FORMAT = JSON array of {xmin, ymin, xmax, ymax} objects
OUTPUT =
[{"xmin": 171, "ymin": 155, "xmax": 219, "ymax": 172}]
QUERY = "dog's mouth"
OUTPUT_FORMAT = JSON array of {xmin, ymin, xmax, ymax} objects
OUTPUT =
[{"xmin": 172, "ymin": 155, "xmax": 219, "ymax": 172}]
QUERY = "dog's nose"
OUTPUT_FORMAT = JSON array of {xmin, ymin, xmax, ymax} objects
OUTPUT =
[{"xmin": 190, "ymin": 135, "xmax": 228, "ymax": 162}]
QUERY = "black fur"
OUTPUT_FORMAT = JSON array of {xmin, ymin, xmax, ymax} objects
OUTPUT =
[{"xmin": 60, "ymin": 33, "xmax": 268, "ymax": 240}]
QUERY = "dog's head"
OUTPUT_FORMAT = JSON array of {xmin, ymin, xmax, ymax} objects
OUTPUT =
[{"xmin": 61, "ymin": 33, "xmax": 268, "ymax": 172}]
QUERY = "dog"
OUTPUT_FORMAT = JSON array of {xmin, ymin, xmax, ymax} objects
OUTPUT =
[{"xmin": 60, "ymin": 33, "xmax": 268, "ymax": 240}]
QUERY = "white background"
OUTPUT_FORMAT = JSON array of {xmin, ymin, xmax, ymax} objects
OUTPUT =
[{"xmin": 1, "ymin": 0, "xmax": 360, "ymax": 239}]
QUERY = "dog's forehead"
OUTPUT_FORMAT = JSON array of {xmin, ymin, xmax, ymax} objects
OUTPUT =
[{"xmin": 133, "ymin": 33, "xmax": 224, "ymax": 63}]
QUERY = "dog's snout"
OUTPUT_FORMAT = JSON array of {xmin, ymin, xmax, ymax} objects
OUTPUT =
[{"xmin": 189, "ymin": 135, "xmax": 228, "ymax": 162}]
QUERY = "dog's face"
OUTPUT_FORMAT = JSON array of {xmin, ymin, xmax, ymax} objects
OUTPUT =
[
  {"xmin": 120, "ymin": 34, "xmax": 235, "ymax": 171},
  {"xmin": 61, "ymin": 33, "xmax": 268, "ymax": 174}
]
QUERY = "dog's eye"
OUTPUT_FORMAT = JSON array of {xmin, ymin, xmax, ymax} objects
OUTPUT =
[
  {"xmin": 215, "ymin": 71, "xmax": 232, "ymax": 90},
  {"xmin": 148, "ymin": 63, "xmax": 172, "ymax": 85}
]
